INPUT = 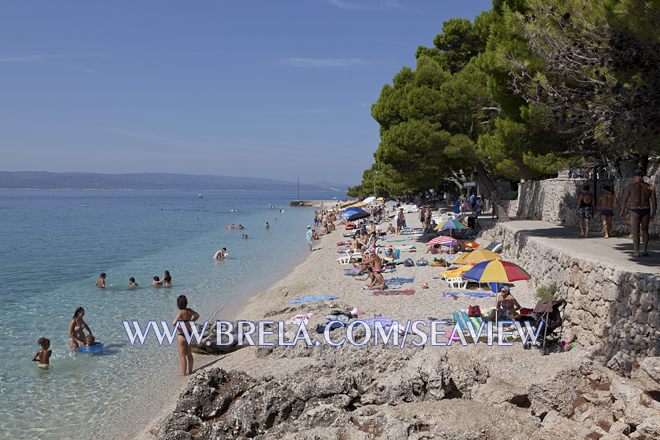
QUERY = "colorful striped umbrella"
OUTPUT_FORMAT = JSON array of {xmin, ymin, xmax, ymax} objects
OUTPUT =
[
  {"xmin": 453, "ymin": 249, "xmax": 502, "ymax": 265},
  {"xmin": 462, "ymin": 260, "xmax": 530, "ymax": 283},
  {"xmin": 426, "ymin": 236, "xmax": 458, "ymax": 246},
  {"xmin": 434, "ymin": 219, "xmax": 466, "ymax": 232}
]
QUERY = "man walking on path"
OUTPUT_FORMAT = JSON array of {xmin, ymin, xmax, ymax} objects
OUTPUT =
[
  {"xmin": 621, "ymin": 170, "xmax": 657, "ymax": 257},
  {"xmin": 306, "ymin": 225, "xmax": 314, "ymax": 251}
]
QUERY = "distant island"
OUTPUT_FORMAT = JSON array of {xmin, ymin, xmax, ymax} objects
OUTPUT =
[{"xmin": 0, "ymin": 171, "xmax": 346, "ymax": 192}]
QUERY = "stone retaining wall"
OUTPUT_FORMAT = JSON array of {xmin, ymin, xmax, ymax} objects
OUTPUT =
[
  {"xmin": 482, "ymin": 223, "xmax": 659, "ymax": 374},
  {"xmin": 504, "ymin": 170, "xmax": 659, "ymax": 236}
]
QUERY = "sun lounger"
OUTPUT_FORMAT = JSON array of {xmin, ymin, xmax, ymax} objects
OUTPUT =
[
  {"xmin": 446, "ymin": 276, "xmax": 468, "ymax": 289},
  {"xmin": 337, "ymin": 251, "xmax": 363, "ymax": 265}
]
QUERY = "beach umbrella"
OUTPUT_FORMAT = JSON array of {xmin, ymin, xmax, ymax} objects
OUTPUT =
[
  {"xmin": 463, "ymin": 241, "xmax": 479, "ymax": 249},
  {"xmin": 462, "ymin": 260, "xmax": 530, "ymax": 283},
  {"xmin": 434, "ymin": 219, "xmax": 466, "ymax": 232},
  {"xmin": 426, "ymin": 236, "xmax": 458, "ymax": 246},
  {"xmin": 362, "ymin": 196, "xmax": 376, "ymax": 204},
  {"xmin": 453, "ymin": 249, "xmax": 501, "ymax": 265},
  {"xmin": 346, "ymin": 210, "xmax": 371, "ymax": 221},
  {"xmin": 341, "ymin": 200, "xmax": 359, "ymax": 208}
]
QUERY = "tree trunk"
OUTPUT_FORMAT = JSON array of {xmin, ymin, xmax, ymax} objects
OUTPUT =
[{"xmin": 474, "ymin": 163, "xmax": 510, "ymax": 221}]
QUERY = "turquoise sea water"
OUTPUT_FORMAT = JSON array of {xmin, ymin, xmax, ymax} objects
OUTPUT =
[{"xmin": 0, "ymin": 190, "xmax": 334, "ymax": 439}]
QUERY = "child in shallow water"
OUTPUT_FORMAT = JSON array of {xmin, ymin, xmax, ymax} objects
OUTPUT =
[
  {"xmin": 129, "ymin": 277, "xmax": 138, "ymax": 288},
  {"xmin": 32, "ymin": 337, "xmax": 52, "ymax": 367}
]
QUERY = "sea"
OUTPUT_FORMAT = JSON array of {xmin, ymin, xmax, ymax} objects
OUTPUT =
[{"xmin": 0, "ymin": 189, "xmax": 337, "ymax": 439}]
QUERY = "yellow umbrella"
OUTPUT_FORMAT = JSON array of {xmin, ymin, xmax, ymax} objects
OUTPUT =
[
  {"xmin": 341, "ymin": 200, "xmax": 358, "ymax": 208},
  {"xmin": 351, "ymin": 202, "xmax": 367, "ymax": 208},
  {"xmin": 453, "ymin": 249, "xmax": 502, "ymax": 265}
]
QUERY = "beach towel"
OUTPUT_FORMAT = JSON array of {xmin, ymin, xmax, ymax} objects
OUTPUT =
[
  {"xmin": 372, "ymin": 289, "xmax": 415, "ymax": 296},
  {"xmin": 384, "ymin": 277, "xmax": 414, "ymax": 284},
  {"xmin": 443, "ymin": 291, "xmax": 497, "ymax": 298},
  {"xmin": 381, "ymin": 268, "xmax": 396, "ymax": 273},
  {"xmin": 289, "ymin": 295, "xmax": 338, "ymax": 304},
  {"xmin": 286, "ymin": 313, "xmax": 313, "ymax": 325}
]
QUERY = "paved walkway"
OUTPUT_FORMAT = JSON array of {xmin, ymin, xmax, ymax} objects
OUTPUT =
[{"xmin": 502, "ymin": 220, "xmax": 659, "ymax": 276}]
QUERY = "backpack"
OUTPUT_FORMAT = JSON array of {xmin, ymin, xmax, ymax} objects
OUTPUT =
[
  {"xmin": 467, "ymin": 305, "xmax": 482, "ymax": 317},
  {"xmin": 404, "ymin": 258, "xmax": 415, "ymax": 267}
]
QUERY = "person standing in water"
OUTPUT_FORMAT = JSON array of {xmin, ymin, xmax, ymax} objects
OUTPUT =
[
  {"xmin": 265, "ymin": 222, "xmax": 270, "ymax": 230},
  {"xmin": 129, "ymin": 277, "xmax": 138, "ymax": 288},
  {"xmin": 162, "ymin": 270, "xmax": 172, "ymax": 287},
  {"xmin": 152, "ymin": 276, "xmax": 162, "ymax": 287},
  {"xmin": 95, "ymin": 272, "xmax": 106, "ymax": 288},
  {"xmin": 173, "ymin": 295, "xmax": 199, "ymax": 376},
  {"xmin": 69, "ymin": 307, "xmax": 93, "ymax": 350},
  {"xmin": 32, "ymin": 337, "xmax": 52, "ymax": 368},
  {"xmin": 621, "ymin": 170, "xmax": 657, "ymax": 257}
]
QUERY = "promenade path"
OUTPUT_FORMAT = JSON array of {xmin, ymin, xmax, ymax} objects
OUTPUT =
[{"xmin": 497, "ymin": 220, "xmax": 659, "ymax": 277}]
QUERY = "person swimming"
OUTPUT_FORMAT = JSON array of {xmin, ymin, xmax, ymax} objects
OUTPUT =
[
  {"xmin": 32, "ymin": 337, "xmax": 52, "ymax": 368},
  {"xmin": 69, "ymin": 307, "xmax": 93, "ymax": 350},
  {"xmin": 95, "ymin": 272, "xmax": 106, "ymax": 288},
  {"xmin": 152, "ymin": 276, "xmax": 162, "ymax": 288},
  {"xmin": 129, "ymin": 277, "xmax": 138, "ymax": 288},
  {"xmin": 265, "ymin": 222, "xmax": 270, "ymax": 230}
]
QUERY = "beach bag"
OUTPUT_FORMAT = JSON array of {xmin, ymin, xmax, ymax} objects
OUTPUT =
[
  {"xmin": 404, "ymin": 258, "xmax": 415, "ymax": 267},
  {"xmin": 467, "ymin": 305, "xmax": 482, "ymax": 317}
]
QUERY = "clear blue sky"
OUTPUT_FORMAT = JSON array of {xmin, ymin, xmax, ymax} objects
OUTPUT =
[{"xmin": 0, "ymin": 0, "xmax": 491, "ymax": 184}]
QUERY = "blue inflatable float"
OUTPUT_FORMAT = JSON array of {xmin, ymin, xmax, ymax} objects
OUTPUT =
[{"xmin": 77, "ymin": 343, "xmax": 104, "ymax": 353}]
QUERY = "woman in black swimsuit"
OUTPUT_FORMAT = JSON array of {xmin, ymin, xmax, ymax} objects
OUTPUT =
[{"xmin": 173, "ymin": 295, "xmax": 199, "ymax": 376}]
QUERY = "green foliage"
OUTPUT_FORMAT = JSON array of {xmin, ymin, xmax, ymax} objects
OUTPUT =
[
  {"xmin": 353, "ymin": 0, "xmax": 657, "ymax": 197},
  {"xmin": 536, "ymin": 282, "xmax": 558, "ymax": 301}
]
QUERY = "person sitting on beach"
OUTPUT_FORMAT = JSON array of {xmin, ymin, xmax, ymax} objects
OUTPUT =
[
  {"xmin": 173, "ymin": 295, "xmax": 200, "ymax": 376},
  {"xmin": 129, "ymin": 277, "xmax": 138, "ymax": 288},
  {"xmin": 161, "ymin": 270, "xmax": 172, "ymax": 287},
  {"xmin": 426, "ymin": 243, "xmax": 441, "ymax": 254},
  {"xmin": 387, "ymin": 223, "xmax": 395, "ymax": 234},
  {"xmin": 69, "ymin": 307, "xmax": 93, "ymax": 350},
  {"xmin": 152, "ymin": 276, "xmax": 162, "ymax": 288},
  {"xmin": 95, "ymin": 272, "xmax": 106, "ymax": 288},
  {"xmin": 32, "ymin": 337, "xmax": 52, "ymax": 368},
  {"xmin": 496, "ymin": 287, "xmax": 521, "ymax": 319},
  {"xmin": 214, "ymin": 248, "xmax": 228, "ymax": 260},
  {"xmin": 365, "ymin": 267, "xmax": 386, "ymax": 290},
  {"xmin": 312, "ymin": 230, "xmax": 320, "ymax": 240}
]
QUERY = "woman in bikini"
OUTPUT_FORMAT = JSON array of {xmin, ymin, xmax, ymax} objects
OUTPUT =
[
  {"xmin": 576, "ymin": 184, "xmax": 594, "ymax": 238},
  {"xmin": 173, "ymin": 295, "xmax": 199, "ymax": 376},
  {"xmin": 597, "ymin": 185, "xmax": 620, "ymax": 238},
  {"xmin": 69, "ymin": 307, "xmax": 93, "ymax": 350}
]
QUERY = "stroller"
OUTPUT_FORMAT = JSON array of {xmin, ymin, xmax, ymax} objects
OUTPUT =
[{"xmin": 521, "ymin": 299, "xmax": 567, "ymax": 355}]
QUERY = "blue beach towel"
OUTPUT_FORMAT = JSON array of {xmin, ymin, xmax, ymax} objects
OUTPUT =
[
  {"xmin": 289, "ymin": 295, "xmax": 338, "ymax": 304},
  {"xmin": 385, "ymin": 277, "xmax": 414, "ymax": 284}
]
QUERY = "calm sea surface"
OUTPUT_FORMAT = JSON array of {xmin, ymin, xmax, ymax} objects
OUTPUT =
[{"xmin": 0, "ymin": 189, "xmax": 335, "ymax": 439}]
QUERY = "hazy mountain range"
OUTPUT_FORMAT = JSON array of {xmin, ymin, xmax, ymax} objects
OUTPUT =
[{"xmin": 0, "ymin": 171, "xmax": 347, "ymax": 193}]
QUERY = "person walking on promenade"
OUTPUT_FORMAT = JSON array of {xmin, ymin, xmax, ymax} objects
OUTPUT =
[
  {"xmin": 621, "ymin": 170, "xmax": 657, "ymax": 257},
  {"xmin": 576, "ymin": 184, "xmax": 594, "ymax": 238},
  {"xmin": 306, "ymin": 225, "xmax": 314, "ymax": 251},
  {"xmin": 597, "ymin": 185, "xmax": 621, "ymax": 238}
]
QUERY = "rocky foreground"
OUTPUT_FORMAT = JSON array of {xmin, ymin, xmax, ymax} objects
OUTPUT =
[{"xmin": 157, "ymin": 339, "xmax": 659, "ymax": 440}]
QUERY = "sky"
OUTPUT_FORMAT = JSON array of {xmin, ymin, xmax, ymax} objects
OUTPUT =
[{"xmin": 0, "ymin": 0, "xmax": 491, "ymax": 185}]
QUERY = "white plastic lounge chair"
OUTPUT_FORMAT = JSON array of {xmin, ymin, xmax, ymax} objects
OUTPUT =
[
  {"xmin": 337, "ymin": 252, "xmax": 363, "ymax": 265},
  {"xmin": 446, "ymin": 276, "xmax": 468, "ymax": 289}
]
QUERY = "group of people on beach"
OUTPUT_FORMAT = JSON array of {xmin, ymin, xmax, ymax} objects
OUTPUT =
[{"xmin": 575, "ymin": 171, "xmax": 657, "ymax": 257}]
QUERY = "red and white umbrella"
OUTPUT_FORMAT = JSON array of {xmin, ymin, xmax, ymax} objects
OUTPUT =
[{"xmin": 426, "ymin": 236, "xmax": 458, "ymax": 247}]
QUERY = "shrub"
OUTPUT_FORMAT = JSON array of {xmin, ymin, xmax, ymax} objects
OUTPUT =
[{"xmin": 536, "ymin": 282, "xmax": 557, "ymax": 301}]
